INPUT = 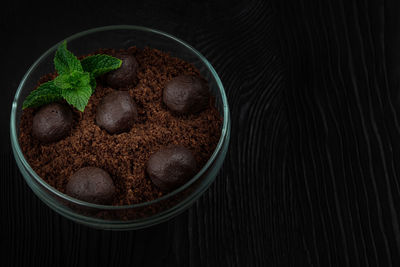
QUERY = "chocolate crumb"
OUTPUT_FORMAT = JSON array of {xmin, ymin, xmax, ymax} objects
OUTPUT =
[{"xmin": 19, "ymin": 46, "xmax": 222, "ymax": 206}]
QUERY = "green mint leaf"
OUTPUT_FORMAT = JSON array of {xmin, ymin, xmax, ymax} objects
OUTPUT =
[
  {"xmin": 54, "ymin": 41, "xmax": 83, "ymax": 75},
  {"xmin": 23, "ymin": 41, "xmax": 100, "ymax": 111},
  {"xmin": 61, "ymin": 85, "xmax": 92, "ymax": 112},
  {"xmin": 22, "ymin": 81, "xmax": 62, "ymax": 109},
  {"xmin": 56, "ymin": 71, "xmax": 92, "ymax": 111},
  {"xmin": 89, "ymin": 74, "xmax": 96, "ymax": 92},
  {"xmin": 54, "ymin": 71, "xmax": 91, "ymax": 90},
  {"xmin": 81, "ymin": 54, "xmax": 122, "ymax": 77}
]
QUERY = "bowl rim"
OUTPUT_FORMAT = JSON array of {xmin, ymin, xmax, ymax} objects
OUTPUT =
[{"xmin": 10, "ymin": 25, "xmax": 230, "ymax": 210}]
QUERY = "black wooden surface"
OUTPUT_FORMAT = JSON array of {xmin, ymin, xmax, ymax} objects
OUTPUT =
[{"xmin": 3, "ymin": 0, "xmax": 400, "ymax": 266}]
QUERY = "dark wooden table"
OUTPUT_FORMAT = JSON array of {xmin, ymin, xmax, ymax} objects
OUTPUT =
[{"xmin": 3, "ymin": 0, "xmax": 400, "ymax": 266}]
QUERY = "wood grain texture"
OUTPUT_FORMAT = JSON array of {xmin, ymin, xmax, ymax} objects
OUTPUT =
[
  {"xmin": 274, "ymin": 0, "xmax": 400, "ymax": 266},
  {"xmin": 3, "ymin": 0, "xmax": 400, "ymax": 266}
]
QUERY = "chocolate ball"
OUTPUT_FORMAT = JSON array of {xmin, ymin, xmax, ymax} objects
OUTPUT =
[
  {"xmin": 163, "ymin": 75, "xmax": 210, "ymax": 114},
  {"xmin": 66, "ymin": 167, "xmax": 115, "ymax": 204},
  {"xmin": 106, "ymin": 53, "xmax": 138, "ymax": 88},
  {"xmin": 146, "ymin": 145, "xmax": 197, "ymax": 191},
  {"xmin": 32, "ymin": 103, "xmax": 73, "ymax": 143},
  {"xmin": 95, "ymin": 91, "xmax": 138, "ymax": 134}
]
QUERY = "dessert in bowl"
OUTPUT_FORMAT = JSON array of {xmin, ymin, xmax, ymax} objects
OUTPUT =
[{"xmin": 10, "ymin": 25, "xmax": 230, "ymax": 230}]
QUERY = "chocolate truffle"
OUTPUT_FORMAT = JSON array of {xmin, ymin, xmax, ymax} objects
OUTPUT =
[
  {"xmin": 146, "ymin": 145, "xmax": 197, "ymax": 191},
  {"xmin": 95, "ymin": 91, "xmax": 138, "ymax": 134},
  {"xmin": 66, "ymin": 167, "xmax": 115, "ymax": 204},
  {"xmin": 32, "ymin": 103, "xmax": 73, "ymax": 143},
  {"xmin": 163, "ymin": 75, "xmax": 210, "ymax": 114},
  {"xmin": 106, "ymin": 53, "xmax": 138, "ymax": 88}
]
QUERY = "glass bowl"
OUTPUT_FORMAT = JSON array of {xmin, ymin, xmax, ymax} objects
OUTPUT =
[{"xmin": 10, "ymin": 25, "xmax": 230, "ymax": 230}]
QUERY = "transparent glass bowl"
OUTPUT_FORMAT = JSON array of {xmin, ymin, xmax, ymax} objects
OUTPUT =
[{"xmin": 10, "ymin": 25, "xmax": 230, "ymax": 230}]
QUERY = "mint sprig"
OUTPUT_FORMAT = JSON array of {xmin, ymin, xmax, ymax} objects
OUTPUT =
[
  {"xmin": 81, "ymin": 54, "xmax": 122, "ymax": 77},
  {"xmin": 23, "ymin": 41, "xmax": 122, "ymax": 111},
  {"xmin": 54, "ymin": 41, "xmax": 83, "ymax": 75},
  {"xmin": 22, "ymin": 81, "xmax": 62, "ymax": 109}
]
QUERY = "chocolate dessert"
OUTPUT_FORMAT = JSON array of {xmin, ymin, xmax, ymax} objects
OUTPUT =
[{"xmin": 19, "ymin": 45, "xmax": 222, "ymax": 206}]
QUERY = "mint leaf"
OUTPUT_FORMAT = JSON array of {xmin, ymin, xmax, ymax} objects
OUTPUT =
[
  {"xmin": 54, "ymin": 41, "xmax": 83, "ymax": 75},
  {"xmin": 22, "ymin": 81, "xmax": 62, "ymax": 109},
  {"xmin": 58, "ymin": 71, "xmax": 92, "ymax": 111},
  {"xmin": 23, "ymin": 41, "xmax": 122, "ymax": 112},
  {"xmin": 81, "ymin": 54, "xmax": 122, "ymax": 77},
  {"xmin": 89, "ymin": 74, "xmax": 96, "ymax": 92},
  {"xmin": 61, "ymin": 85, "xmax": 92, "ymax": 112},
  {"xmin": 54, "ymin": 71, "xmax": 91, "ymax": 89}
]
